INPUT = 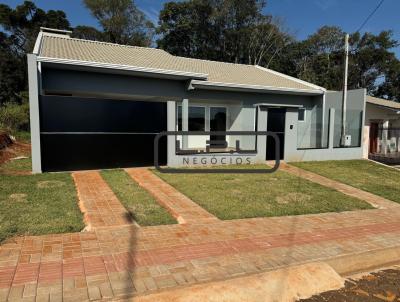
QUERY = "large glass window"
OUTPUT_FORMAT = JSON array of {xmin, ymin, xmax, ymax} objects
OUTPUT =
[
  {"xmin": 176, "ymin": 105, "xmax": 206, "ymax": 131},
  {"xmin": 189, "ymin": 107, "xmax": 205, "ymax": 131}
]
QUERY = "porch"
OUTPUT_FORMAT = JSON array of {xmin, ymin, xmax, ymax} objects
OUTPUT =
[{"xmin": 369, "ymin": 126, "xmax": 400, "ymax": 164}]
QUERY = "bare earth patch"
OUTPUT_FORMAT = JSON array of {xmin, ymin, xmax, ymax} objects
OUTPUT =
[
  {"xmin": 37, "ymin": 180, "xmax": 65, "ymax": 189},
  {"xmin": 276, "ymin": 192, "xmax": 311, "ymax": 204},
  {"xmin": 9, "ymin": 193, "xmax": 27, "ymax": 202}
]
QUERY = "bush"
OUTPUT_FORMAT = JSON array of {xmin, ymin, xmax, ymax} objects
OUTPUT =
[{"xmin": 0, "ymin": 101, "xmax": 30, "ymax": 133}]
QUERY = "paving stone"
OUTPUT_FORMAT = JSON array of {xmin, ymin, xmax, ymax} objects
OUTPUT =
[
  {"xmin": 98, "ymin": 282, "xmax": 114, "ymax": 299},
  {"xmin": 88, "ymin": 286, "xmax": 101, "ymax": 300},
  {"xmin": 22, "ymin": 283, "xmax": 36, "ymax": 298},
  {"xmin": 3, "ymin": 168, "xmax": 400, "ymax": 301},
  {"xmin": 154, "ymin": 275, "xmax": 178, "ymax": 289}
]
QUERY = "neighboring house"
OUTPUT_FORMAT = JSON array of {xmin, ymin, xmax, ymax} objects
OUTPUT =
[
  {"xmin": 364, "ymin": 96, "xmax": 400, "ymax": 163},
  {"xmin": 28, "ymin": 28, "xmax": 366, "ymax": 173}
]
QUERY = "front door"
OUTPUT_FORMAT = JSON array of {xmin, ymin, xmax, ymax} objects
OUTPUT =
[
  {"xmin": 266, "ymin": 108, "xmax": 286, "ymax": 160},
  {"xmin": 210, "ymin": 107, "xmax": 227, "ymax": 147},
  {"xmin": 369, "ymin": 122, "xmax": 379, "ymax": 153}
]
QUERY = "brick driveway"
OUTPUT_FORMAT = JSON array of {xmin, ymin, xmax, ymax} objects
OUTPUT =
[{"xmin": 2, "ymin": 167, "xmax": 400, "ymax": 301}]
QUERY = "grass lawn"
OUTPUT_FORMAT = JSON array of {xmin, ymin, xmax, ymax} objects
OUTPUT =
[
  {"xmin": 0, "ymin": 157, "xmax": 32, "ymax": 174},
  {"xmin": 154, "ymin": 165, "xmax": 373, "ymax": 220},
  {"xmin": 291, "ymin": 160, "xmax": 400, "ymax": 203},
  {"xmin": 101, "ymin": 170, "xmax": 176, "ymax": 226},
  {"xmin": 0, "ymin": 171, "xmax": 84, "ymax": 242}
]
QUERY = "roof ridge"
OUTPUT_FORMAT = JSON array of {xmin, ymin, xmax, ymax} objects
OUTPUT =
[{"xmin": 43, "ymin": 33, "xmax": 170, "ymax": 53}]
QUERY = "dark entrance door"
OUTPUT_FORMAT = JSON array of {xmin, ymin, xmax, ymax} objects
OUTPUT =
[
  {"xmin": 369, "ymin": 122, "xmax": 379, "ymax": 154},
  {"xmin": 210, "ymin": 107, "xmax": 227, "ymax": 147},
  {"xmin": 39, "ymin": 96, "xmax": 167, "ymax": 172},
  {"xmin": 266, "ymin": 108, "xmax": 286, "ymax": 160}
]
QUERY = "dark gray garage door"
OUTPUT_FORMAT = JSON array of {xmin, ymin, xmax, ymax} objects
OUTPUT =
[{"xmin": 39, "ymin": 96, "xmax": 167, "ymax": 172}]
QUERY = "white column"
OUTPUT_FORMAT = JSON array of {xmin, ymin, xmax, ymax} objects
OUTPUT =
[
  {"xmin": 328, "ymin": 108, "xmax": 335, "ymax": 149},
  {"xmin": 182, "ymin": 98, "xmax": 189, "ymax": 149},
  {"xmin": 27, "ymin": 54, "xmax": 42, "ymax": 173},
  {"xmin": 382, "ymin": 120, "xmax": 389, "ymax": 154},
  {"xmin": 167, "ymin": 101, "xmax": 175, "ymax": 167}
]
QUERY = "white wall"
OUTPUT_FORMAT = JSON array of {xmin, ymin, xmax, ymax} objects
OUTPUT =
[{"xmin": 364, "ymin": 103, "xmax": 400, "ymax": 157}]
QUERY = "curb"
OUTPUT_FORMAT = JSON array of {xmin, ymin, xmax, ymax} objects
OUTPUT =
[{"xmin": 326, "ymin": 245, "xmax": 400, "ymax": 276}]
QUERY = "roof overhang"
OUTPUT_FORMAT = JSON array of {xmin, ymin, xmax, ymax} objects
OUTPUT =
[
  {"xmin": 253, "ymin": 103, "xmax": 303, "ymax": 108},
  {"xmin": 189, "ymin": 80, "xmax": 324, "ymax": 96},
  {"xmin": 367, "ymin": 102, "xmax": 400, "ymax": 113},
  {"xmin": 36, "ymin": 56, "xmax": 209, "ymax": 81}
]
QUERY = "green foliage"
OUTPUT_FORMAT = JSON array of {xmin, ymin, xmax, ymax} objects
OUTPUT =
[
  {"xmin": 0, "ymin": 1, "xmax": 71, "ymax": 105},
  {"xmin": 157, "ymin": 0, "xmax": 290, "ymax": 64},
  {"xmin": 83, "ymin": 0, "xmax": 154, "ymax": 46},
  {"xmin": 292, "ymin": 160, "xmax": 400, "ymax": 204},
  {"xmin": 71, "ymin": 25, "xmax": 105, "ymax": 41},
  {"xmin": 0, "ymin": 171, "xmax": 84, "ymax": 242},
  {"xmin": 0, "ymin": 102, "xmax": 30, "ymax": 132},
  {"xmin": 101, "ymin": 169, "xmax": 176, "ymax": 226}
]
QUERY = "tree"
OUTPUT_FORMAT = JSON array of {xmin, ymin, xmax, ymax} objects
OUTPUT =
[
  {"xmin": 157, "ymin": 0, "xmax": 217, "ymax": 59},
  {"xmin": 0, "ymin": 1, "xmax": 71, "ymax": 104},
  {"xmin": 247, "ymin": 16, "xmax": 292, "ymax": 67},
  {"xmin": 83, "ymin": 0, "xmax": 154, "ymax": 46},
  {"xmin": 0, "ymin": 1, "xmax": 70, "ymax": 56},
  {"xmin": 158, "ymin": 0, "xmax": 290, "ymax": 65},
  {"xmin": 275, "ymin": 26, "xmax": 400, "ymax": 96},
  {"xmin": 348, "ymin": 30, "xmax": 399, "ymax": 95},
  {"xmin": 72, "ymin": 25, "xmax": 105, "ymax": 41}
]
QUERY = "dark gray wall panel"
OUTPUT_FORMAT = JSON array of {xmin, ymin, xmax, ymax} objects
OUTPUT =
[
  {"xmin": 39, "ymin": 96, "xmax": 167, "ymax": 172},
  {"xmin": 40, "ymin": 96, "xmax": 166, "ymax": 133}
]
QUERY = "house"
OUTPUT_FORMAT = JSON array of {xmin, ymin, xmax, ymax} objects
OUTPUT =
[
  {"xmin": 364, "ymin": 96, "xmax": 400, "ymax": 163},
  {"xmin": 28, "ymin": 28, "xmax": 366, "ymax": 173}
]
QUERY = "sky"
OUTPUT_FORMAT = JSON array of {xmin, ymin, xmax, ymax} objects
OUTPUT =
[{"xmin": 2, "ymin": 0, "xmax": 399, "ymax": 57}]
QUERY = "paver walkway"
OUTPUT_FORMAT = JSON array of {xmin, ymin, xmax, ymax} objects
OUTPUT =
[
  {"xmin": 125, "ymin": 168, "xmax": 219, "ymax": 224},
  {"xmin": 2, "ymin": 168, "xmax": 400, "ymax": 301},
  {"xmin": 72, "ymin": 171, "xmax": 133, "ymax": 229},
  {"xmin": 2, "ymin": 208, "xmax": 400, "ymax": 301},
  {"xmin": 279, "ymin": 162, "xmax": 400, "ymax": 210}
]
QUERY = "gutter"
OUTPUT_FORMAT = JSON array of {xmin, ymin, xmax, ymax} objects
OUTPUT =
[
  {"xmin": 36, "ymin": 57, "xmax": 209, "ymax": 80},
  {"xmin": 189, "ymin": 80, "xmax": 324, "ymax": 95}
]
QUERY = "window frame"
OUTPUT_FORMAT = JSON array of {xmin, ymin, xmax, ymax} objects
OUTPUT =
[{"xmin": 298, "ymin": 108, "xmax": 306, "ymax": 122}]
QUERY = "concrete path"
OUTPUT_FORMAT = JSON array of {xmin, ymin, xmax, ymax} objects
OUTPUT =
[
  {"xmin": 125, "ymin": 168, "xmax": 219, "ymax": 225},
  {"xmin": 2, "ymin": 169, "xmax": 400, "ymax": 301},
  {"xmin": 279, "ymin": 162, "xmax": 400, "ymax": 210}
]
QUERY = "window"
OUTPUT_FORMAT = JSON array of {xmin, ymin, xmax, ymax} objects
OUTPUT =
[
  {"xmin": 189, "ymin": 106, "xmax": 205, "ymax": 131},
  {"xmin": 177, "ymin": 106, "xmax": 182, "ymax": 130},
  {"xmin": 176, "ymin": 105, "xmax": 206, "ymax": 131},
  {"xmin": 298, "ymin": 108, "xmax": 306, "ymax": 122}
]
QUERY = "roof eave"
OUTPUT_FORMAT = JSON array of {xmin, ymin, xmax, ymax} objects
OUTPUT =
[
  {"xmin": 255, "ymin": 65, "xmax": 327, "ymax": 92},
  {"xmin": 367, "ymin": 101, "xmax": 400, "ymax": 112},
  {"xmin": 189, "ymin": 80, "xmax": 324, "ymax": 96},
  {"xmin": 36, "ymin": 56, "xmax": 209, "ymax": 80}
]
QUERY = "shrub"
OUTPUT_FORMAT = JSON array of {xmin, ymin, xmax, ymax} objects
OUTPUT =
[{"xmin": 0, "ymin": 101, "xmax": 30, "ymax": 133}]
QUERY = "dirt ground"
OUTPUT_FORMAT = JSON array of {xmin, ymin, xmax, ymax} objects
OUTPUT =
[
  {"xmin": 300, "ymin": 266, "xmax": 400, "ymax": 302},
  {"xmin": 0, "ymin": 141, "xmax": 30, "ymax": 164}
]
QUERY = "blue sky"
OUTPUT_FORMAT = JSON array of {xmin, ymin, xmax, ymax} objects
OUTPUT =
[{"xmin": 2, "ymin": 0, "xmax": 399, "ymax": 57}]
